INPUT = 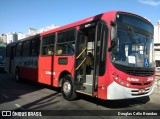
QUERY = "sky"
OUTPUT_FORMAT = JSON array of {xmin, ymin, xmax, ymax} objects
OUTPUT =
[{"xmin": 0, "ymin": 0, "xmax": 160, "ymax": 34}]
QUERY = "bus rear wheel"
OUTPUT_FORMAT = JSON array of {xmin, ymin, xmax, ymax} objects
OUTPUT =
[{"xmin": 61, "ymin": 75, "xmax": 77, "ymax": 101}]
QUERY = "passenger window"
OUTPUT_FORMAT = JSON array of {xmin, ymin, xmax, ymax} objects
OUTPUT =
[
  {"xmin": 31, "ymin": 38, "xmax": 40, "ymax": 56},
  {"xmin": 6, "ymin": 46, "xmax": 11, "ymax": 57},
  {"xmin": 16, "ymin": 43, "xmax": 22, "ymax": 57},
  {"xmin": 41, "ymin": 34, "xmax": 55, "ymax": 56},
  {"xmin": 22, "ymin": 41, "xmax": 31, "ymax": 56},
  {"xmin": 56, "ymin": 29, "xmax": 75, "ymax": 55}
]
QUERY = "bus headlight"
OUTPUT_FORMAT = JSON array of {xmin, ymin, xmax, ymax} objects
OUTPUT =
[
  {"xmin": 115, "ymin": 75, "xmax": 119, "ymax": 80},
  {"xmin": 112, "ymin": 72, "xmax": 119, "ymax": 80},
  {"xmin": 120, "ymin": 80, "xmax": 124, "ymax": 85}
]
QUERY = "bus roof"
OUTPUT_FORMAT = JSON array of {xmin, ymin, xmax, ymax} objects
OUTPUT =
[
  {"xmin": 6, "ymin": 34, "xmax": 40, "ymax": 46},
  {"xmin": 40, "ymin": 11, "xmax": 118, "ymax": 36},
  {"xmin": 40, "ymin": 10, "xmax": 153, "ymax": 36}
]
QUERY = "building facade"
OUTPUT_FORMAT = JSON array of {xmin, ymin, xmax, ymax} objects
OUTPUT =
[
  {"xmin": 6, "ymin": 32, "xmax": 18, "ymax": 44},
  {"xmin": 154, "ymin": 20, "xmax": 160, "ymax": 67},
  {"xmin": 0, "ymin": 34, "xmax": 7, "ymax": 43},
  {"xmin": 39, "ymin": 24, "xmax": 59, "ymax": 33},
  {"xmin": 18, "ymin": 32, "xmax": 26, "ymax": 40}
]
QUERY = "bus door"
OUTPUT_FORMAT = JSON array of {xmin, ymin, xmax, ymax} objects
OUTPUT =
[
  {"xmin": 75, "ymin": 20, "xmax": 108, "ymax": 96},
  {"xmin": 38, "ymin": 34, "xmax": 55, "ymax": 85}
]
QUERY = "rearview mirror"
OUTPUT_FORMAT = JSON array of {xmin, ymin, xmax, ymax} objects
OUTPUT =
[
  {"xmin": 108, "ymin": 40, "xmax": 117, "ymax": 52},
  {"xmin": 110, "ymin": 21, "xmax": 116, "ymax": 26}
]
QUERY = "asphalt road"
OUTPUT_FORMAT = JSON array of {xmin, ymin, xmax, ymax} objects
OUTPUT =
[{"xmin": 0, "ymin": 70, "xmax": 160, "ymax": 119}]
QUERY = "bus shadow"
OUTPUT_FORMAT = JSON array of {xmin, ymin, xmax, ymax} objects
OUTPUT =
[
  {"xmin": 0, "ymin": 75, "xmax": 61, "ymax": 106},
  {"xmin": 77, "ymin": 93, "xmax": 150, "ymax": 109},
  {"xmin": 0, "ymin": 73, "xmax": 150, "ymax": 110},
  {"xmin": 14, "ymin": 92, "xmax": 62, "ymax": 111}
]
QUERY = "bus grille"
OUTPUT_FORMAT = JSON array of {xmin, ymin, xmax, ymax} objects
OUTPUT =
[
  {"xmin": 130, "ymin": 82, "xmax": 151, "ymax": 86},
  {"xmin": 131, "ymin": 87, "xmax": 151, "ymax": 96},
  {"xmin": 125, "ymin": 70, "xmax": 154, "ymax": 76}
]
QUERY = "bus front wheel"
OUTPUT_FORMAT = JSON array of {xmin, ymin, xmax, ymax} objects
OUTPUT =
[{"xmin": 61, "ymin": 75, "xmax": 77, "ymax": 101}]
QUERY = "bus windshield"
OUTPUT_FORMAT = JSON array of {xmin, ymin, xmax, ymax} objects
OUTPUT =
[
  {"xmin": 116, "ymin": 13, "xmax": 153, "ymax": 33},
  {"xmin": 111, "ymin": 13, "xmax": 155, "ymax": 68}
]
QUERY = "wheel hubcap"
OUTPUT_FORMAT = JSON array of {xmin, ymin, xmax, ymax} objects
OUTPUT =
[{"xmin": 63, "ymin": 81, "xmax": 71, "ymax": 95}]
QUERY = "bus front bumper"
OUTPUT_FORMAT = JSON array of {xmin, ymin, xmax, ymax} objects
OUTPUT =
[{"xmin": 107, "ymin": 81, "xmax": 155, "ymax": 100}]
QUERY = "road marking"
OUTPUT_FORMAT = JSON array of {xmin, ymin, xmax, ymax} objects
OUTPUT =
[
  {"xmin": 15, "ymin": 104, "xmax": 21, "ymax": 108},
  {"xmin": 15, "ymin": 104, "xmax": 24, "ymax": 110},
  {"xmin": 2, "ymin": 93, "xmax": 9, "ymax": 99}
]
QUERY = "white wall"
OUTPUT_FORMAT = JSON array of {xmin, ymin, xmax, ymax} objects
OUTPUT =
[
  {"xmin": 6, "ymin": 32, "xmax": 17, "ymax": 44},
  {"xmin": 154, "ymin": 21, "xmax": 160, "ymax": 63},
  {"xmin": 154, "ymin": 25, "xmax": 160, "ymax": 43}
]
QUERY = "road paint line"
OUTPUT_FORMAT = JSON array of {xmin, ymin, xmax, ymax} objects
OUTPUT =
[
  {"xmin": 15, "ymin": 104, "xmax": 25, "ymax": 110},
  {"xmin": 2, "ymin": 93, "xmax": 9, "ymax": 99},
  {"xmin": 15, "ymin": 104, "xmax": 21, "ymax": 108}
]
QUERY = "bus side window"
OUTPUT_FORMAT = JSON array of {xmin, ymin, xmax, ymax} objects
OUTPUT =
[
  {"xmin": 41, "ymin": 34, "xmax": 55, "ymax": 56},
  {"xmin": 56, "ymin": 28, "xmax": 75, "ymax": 55},
  {"xmin": 56, "ymin": 45, "xmax": 63, "ymax": 55},
  {"xmin": 6, "ymin": 46, "xmax": 11, "ymax": 57},
  {"xmin": 16, "ymin": 43, "xmax": 22, "ymax": 57},
  {"xmin": 22, "ymin": 41, "xmax": 31, "ymax": 56},
  {"xmin": 32, "ymin": 38, "xmax": 40, "ymax": 56}
]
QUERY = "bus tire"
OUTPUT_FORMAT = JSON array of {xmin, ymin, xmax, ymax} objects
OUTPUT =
[
  {"xmin": 61, "ymin": 75, "xmax": 77, "ymax": 101},
  {"xmin": 15, "ymin": 68, "xmax": 21, "ymax": 82}
]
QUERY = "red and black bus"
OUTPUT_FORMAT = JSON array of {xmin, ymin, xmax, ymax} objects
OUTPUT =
[{"xmin": 5, "ymin": 11, "xmax": 155, "ymax": 100}]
